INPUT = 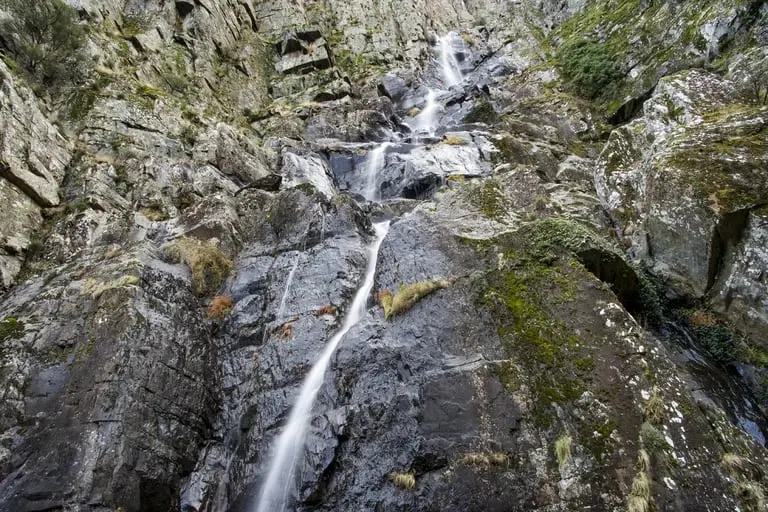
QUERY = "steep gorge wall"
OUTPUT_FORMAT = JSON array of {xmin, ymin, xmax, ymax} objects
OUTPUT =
[{"xmin": 0, "ymin": 0, "xmax": 767, "ymax": 511}]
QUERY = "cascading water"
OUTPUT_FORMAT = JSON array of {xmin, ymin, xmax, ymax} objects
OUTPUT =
[
  {"xmin": 438, "ymin": 33, "xmax": 463, "ymax": 88},
  {"xmin": 413, "ymin": 88, "xmax": 439, "ymax": 136},
  {"xmin": 408, "ymin": 33, "xmax": 463, "ymax": 137},
  {"xmin": 363, "ymin": 142, "xmax": 392, "ymax": 201},
  {"xmin": 255, "ymin": 33, "xmax": 459, "ymax": 511},
  {"xmin": 255, "ymin": 221, "xmax": 391, "ymax": 512}
]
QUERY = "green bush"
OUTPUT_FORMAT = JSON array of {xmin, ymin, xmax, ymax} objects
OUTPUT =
[
  {"xmin": 0, "ymin": 0, "xmax": 89, "ymax": 91},
  {"xmin": 558, "ymin": 39, "xmax": 624, "ymax": 100}
]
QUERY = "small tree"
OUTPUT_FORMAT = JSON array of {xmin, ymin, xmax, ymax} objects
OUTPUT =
[
  {"xmin": 0, "ymin": 0, "xmax": 89, "ymax": 90},
  {"xmin": 742, "ymin": 57, "xmax": 768, "ymax": 105}
]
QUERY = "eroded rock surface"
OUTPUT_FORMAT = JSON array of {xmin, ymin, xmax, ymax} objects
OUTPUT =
[{"xmin": 0, "ymin": 0, "xmax": 767, "ymax": 511}]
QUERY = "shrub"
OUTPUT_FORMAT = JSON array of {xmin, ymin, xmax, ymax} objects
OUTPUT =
[
  {"xmin": 207, "ymin": 295, "xmax": 234, "ymax": 320},
  {"xmin": 558, "ymin": 39, "xmax": 624, "ymax": 100},
  {"xmin": 0, "ymin": 0, "xmax": 89, "ymax": 91},
  {"xmin": 690, "ymin": 322, "xmax": 741, "ymax": 363},
  {"xmin": 378, "ymin": 280, "xmax": 450, "ymax": 319},
  {"xmin": 640, "ymin": 422, "xmax": 669, "ymax": 455},
  {"xmin": 388, "ymin": 471, "xmax": 415, "ymax": 490},
  {"xmin": 555, "ymin": 435, "xmax": 572, "ymax": 468},
  {"xmin": 164, "ymin": 237, "xmax": 233, "ymax": 296}
]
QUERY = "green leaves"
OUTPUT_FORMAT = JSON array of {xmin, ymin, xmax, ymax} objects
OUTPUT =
[
  {"xmin": 558, "ymin": 39, "xmax": 624, "ymax": 100},
  {"xmin": 0, "ymin": 0, "xmax": 89, "ymax": 91}
]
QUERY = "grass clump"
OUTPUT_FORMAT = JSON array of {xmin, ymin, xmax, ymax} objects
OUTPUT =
[
  {"xmin": 443, "ymin": 134, "xmax": 467, "ymax": 145},
  {"xmin": 164, "ymin": 237, "xmax": 233, "ymax": 296},
  {"xmin": 314, "ymin": 305, "xmax": 337, "ymax": 317},
  {"xmin": 378, "ymin": 279, "xmax": 450, "ymax": 320},
  {"xmin": 389, "ymin": 471, "xmax": 415, "ymax": 490},
  {"xmin": 207, "ymin": 295, "xmax": 234, "ymax": 320},
  {"xmin": 627, "ymin": 449, "xmax": 652, "ymax": 512},
  {"xmin": 644, "ymin": 386, "xmax": 666, "ymax": 425},
  {"xmin": 457, "ymin": 451, "xmax": 509, "ymax": 467},
  {"xmin": 557, "ymin": 39, "xmax": 624, "ymax": 100},
  {"xmin": 555, "ymin": 435, "xmax": 572, "ymax": 469},
  {"xmin": 0, "ymin": 0, "xmax": 89, "ymax": 91}
]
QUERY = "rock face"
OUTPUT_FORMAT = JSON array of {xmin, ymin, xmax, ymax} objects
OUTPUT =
[
  {"xmin": 0, "ymin": 0, "xmax": 767, "ymax": 511},
  {"xmin": 0, "ymin": 62, "xmax": 72, "ymax": 288}
]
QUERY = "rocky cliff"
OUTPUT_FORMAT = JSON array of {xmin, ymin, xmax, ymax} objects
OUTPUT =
[{"xmin": 0, "ymin": 0, "xmax": 767, "ymax": 511}]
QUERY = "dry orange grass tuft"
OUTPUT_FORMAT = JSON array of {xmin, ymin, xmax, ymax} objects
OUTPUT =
[
  {"xmin": 689, "ymin": 310, "xmax": 717, "ymax": 327},
  {"xmin": 315, "ymin": 305, "xmax": 337, "ymax": 317},
  {"xmin": 207, "ymin": 295, "xmax": 234, "ymax": 320}
]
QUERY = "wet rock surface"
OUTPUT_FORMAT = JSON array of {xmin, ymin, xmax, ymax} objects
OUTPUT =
[{"xmin": 0, "ymin": 0, "xmax": 767, "ymax": 511}]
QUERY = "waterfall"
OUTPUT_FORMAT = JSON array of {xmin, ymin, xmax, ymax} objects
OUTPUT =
[
  {"xmin": 438, "ymin": 33, "xmax": 463, "ymax": 88},
  {"xmin": 363, "ymin": 142, "xmax": 392, "ymax": 201},
  {"xmin": 413, "ymin": 88, "xmax": 439, "ymax": 136},
  {"xmin": 255, "ymin": 221, "xmax": 391, "ymax": 512}
]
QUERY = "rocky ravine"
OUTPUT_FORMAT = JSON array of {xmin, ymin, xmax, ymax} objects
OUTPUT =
[{"xmin": 1, "ymin": 0, "xmax": 768, "ymax": 511}]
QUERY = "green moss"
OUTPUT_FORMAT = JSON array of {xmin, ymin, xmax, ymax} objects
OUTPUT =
[
  {"xmin": 482, "ymin": 240, "xmax": 586, "ymax": 427},
  {"xmin": 293, "ymin": 182, "xmax": 318, "ymax": 196},
  {"xmin": 579, "ymin": 418, "xmax": 617, "ymax": 462},
  {"xmin": 498, "ymin": 360, "xmax": 522, "ymax": 393},
  {"xmin": 67, "ymin": 72, "xmax": 115, "ymax": 121},
  {"xmin": 491, "ymin": 136, "xmax": 531, "ymax": 166},
  {"xmin": 0, "ymin": 317, "xmax": 25, "ymax": 342},
  {"xmin": 743, "ymin": 345, "xmax": 768, "ymax": 368},
  {"xmin": 465, "ymin": 180, "xmax": 508, "ymax": 222},
  {"xmin": 664, "ymin": 112, "xmax": 768, "ymax": 213},
  {"xmin": 463, "ymin": 99, "xmax": 498, "ymax": 124},
  {"xmin": 121, "ymin": 13, "xmax": 152, "ymax": 38},
  {"xmin": 136, "ymin": 83, "xmax": 164, "ymax": 99}
]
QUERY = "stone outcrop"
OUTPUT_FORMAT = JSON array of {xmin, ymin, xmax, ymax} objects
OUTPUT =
[{"xmin": 0, "ymin": 62, "xmax": 72, "ymax": 288}]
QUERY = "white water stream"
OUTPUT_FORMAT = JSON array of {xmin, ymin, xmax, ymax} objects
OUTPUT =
[
  {"xmin": 254, "ymin": 32, "xmax": 464, "ymax": 512},
  {"xmin": 438, "ymin": 33, "xmax": 463, "ymax": 87},
  {"xmin": 255, "ymin": 221, "xmax": 391, "ymax": 512},
  {"xmin": 276, "ymin": 255, "xmax": 301, "ymax": 320},
  {"xmin": 363, "ymin": 142, "xmax": 392, "ymax": 201}
]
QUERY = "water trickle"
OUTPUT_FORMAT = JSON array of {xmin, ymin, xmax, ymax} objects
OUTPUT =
[
  {"xmin": 255, "ymin": 221, "xmax": 391, "ymax": 512},
  {"xmin": 438, "ymin": 33, "xmax": 463, "ymax": 88},
  {"xmin": 363, "ymin": 142, "xmax": 392, "ymax": 201},
  {"xmin": 276, "ymin": 254, "xmax": 301, "ymax": 320}
]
